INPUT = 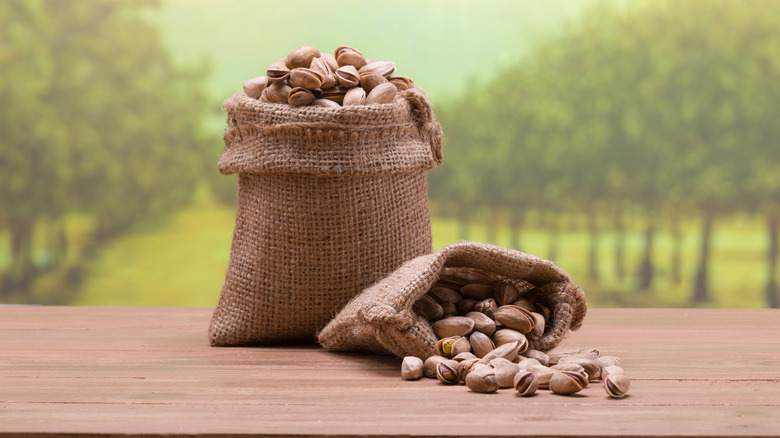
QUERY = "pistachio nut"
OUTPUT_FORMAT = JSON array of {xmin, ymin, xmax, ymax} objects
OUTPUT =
[
  {"xmin": 513, "ymin": 371, "xmax": 539, "ymax": 396},
  {"xmin": 493, "ymin": 282, "xmax": 520, "ymax": 306},
  {"xmin": 526, "ymin": 365, "xmax": 555, "ymax": 389},
  {"xmin": 287, "ymin": 87, "xmax": 316, "ymax": 107},
  {"xmin": 285, "ymin": 46, "xmax": 320, "ymax": 69},
  {"xmin": 529, "ymin": 312, "xmax": 545, "ymax": 340},
  {"xmin": 596, "ymin": 355, "xmax": 621, "ymax": 369},
  {"xmin": 412, "ymin": 295, "xmax": 444, "ymax": 321},
  {"xmin": 335, "ymin": 65, "xmax": 360, "ymax": 89},
  {"xmin": 547, "ymin": 349, "xmax": 578, "ymax": 365},
  {"xmin": 469, "ymin": 331, "xmax": 495, "ymax": 358},
  {"xmin": 268, "ymin": 82, "xmax": 292, "ymax": 104},
  {"xmin": 451, "ymin": 336, "xmax": 473, "ymax": 357},
  {"xmin": 423, "ymin": 355, "xmax": 448, "ymax": 379},
  {"xmin": 549, "ymin": 371, "xmax": 588, "ymax": 395},
  {"xmin": 537, "ymin": 303, "xmax": 552, "ymax": 321},
  {"xmin": 441, "ymin": 301, "xmax": 458, "ymax": 317},
  {"xmin": 460, "ymin": 283, "xmax": 495, "ymax": 300},
  {"xmin": 465, "ymin": 364, "xmax": 499, "ymax": 393},
  {"xmin": 334, "ymin": 45, "xmax": 363, "ymax": 58},
  {"xmin": 522, "ymin": 349, "xmax": 551, "ymax": 367},
  {"xmin": 358, "ymin": 60, "xmax": 397, "ymax": 78},
  {"xmin": 494, "ymin": 305, "xmax": 537, "ymax": 333},
  {"xmin": 604, "ymin": 374, "xmax": 630, "ymax": 398},
  {"xmin": 436, "ymin": 360, "xmax": 460, "ymax": 385},
  {"xmin": 448, "ymin": 269, "xmax": 491, "ymax": 284},
  {"xmin": 336, "ymin": 49, "xmax": 367, "ymax": 70},
  {"xmin": 474, "ymin": 298, "xmax": 498, "ymax": 319},
  {"xmin": 401, "ymin": 356, "xmax": 424, "ymax": 380},
  {"xmin": 311, "ymin": 98, "xmax": 341, "ymax": 109},
  {"xmin": 320, "ymin": 85, "xmax": 346, "ymax": 105},
  {"xmin": 558, "ymin": 356, "xmax": 601, "ymax": 381},
  {"xmin": 259, "ymin": 86, "xmax": 273, "ymax": 103},
  {"xmin": 266, "ymin": 60, "xmax": 291, "ymax": 83},
  {"xmin": 310, "ymin": 58, "xmax": 337, "ymax": 90},
  {"xmin": 465, "ymin": 311, "xmax": 496, "ymax": 336},
  {"xmin": 436, "ymin": 336, "xmax": 461, "ymax": 357},
  {"xmin": 452, "ymin": 352, "xmax": 478, "ymax": 362},
  {"xmin": 489, "ymin": 358, "xmax": 520, "ymax": 388},
  {"xmin": 427, "ymin": 286, "xmax": 463, "ymax": 305},
  {"xmin": 457, "ymin": 298, "xmax": 477, "ymax": 315},
  {"xmin": 516, "ymin": 357, "xmax": 542, "ymax": 370},
  {"xmin": 457, "ymin": 358, "xmax": 485, "ymax": 381},
  {"xmin": 432, "ymin": 316, "xmax": 475, "ymax": 338},
  {"xmin": 511, "ymin": 298, "xmax": 537, "ymax": 313},
  {"xmin": 492, "ymin": 329, "xmax": 529, "ymax": 351},
  {"xmin": 320, "ymin": 52, "xmax": 339, "ymax": 72},
  {"xmin": 482, "ymin": 340, "xmax": 523, "ymax": 363},
  {"xmin": 366, "ymin": 82, "xmax": 397, "ymax": 104},
  {"xmin": 601, "ymin": 365, "xmax": 624, "ymax": 381},
  {"xmin": 551, "ymin": 361, "xmax": 587, "ymax": 375},
  {"xmin": 389, "ymin": 75, "xmax": 414, "ymax": 91},
  {"xmin": 342, "ymin": 86, "xmax": 366, "ymax": 106},
  {"xmin": 359, "ymin": 72, "xmax": 388, "ymax": 93},
  {"xmin": 243, "ymin": 76, "xmax": 269, "ymax": 99}
]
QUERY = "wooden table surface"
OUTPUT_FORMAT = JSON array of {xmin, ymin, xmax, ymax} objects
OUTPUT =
[{"xmin": 0, "ymin": 307, "xmax": 778, "ymax": 438}]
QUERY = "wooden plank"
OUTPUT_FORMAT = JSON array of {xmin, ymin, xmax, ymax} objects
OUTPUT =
[{"xmin": 0, "ymin": 307, "xmax": 778, "ymax": 437}]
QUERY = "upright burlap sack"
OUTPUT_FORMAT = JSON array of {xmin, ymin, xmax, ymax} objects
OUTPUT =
[
  {"xmin": 318, "ymin": 242, "xmax": 587, "ymax": 358},
  {"xmin": 209, "ymin": 88, "xmax": 443, "ymax": 346}
]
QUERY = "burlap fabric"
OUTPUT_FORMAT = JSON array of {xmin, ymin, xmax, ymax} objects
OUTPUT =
[
  {"xmin": 209, "ymin": 88, "xmax": 443, "ymax": 346},
  {"xmin": 318, "ymin": 242, "xmax": 587, "ymax": 359}
]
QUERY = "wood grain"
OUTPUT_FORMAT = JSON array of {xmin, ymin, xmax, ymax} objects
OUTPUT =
[{"xmin": 0, "ymin": 307, "xmax": 778, "ymax": 437}]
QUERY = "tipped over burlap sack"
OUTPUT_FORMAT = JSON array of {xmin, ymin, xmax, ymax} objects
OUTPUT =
[
  {"xmin": 318, "ymin": 242, "xmax": 587, "ymax": 359},
  {"xmin": 209, "ymin": 88, "xmax": 443, "ymax": 346}
]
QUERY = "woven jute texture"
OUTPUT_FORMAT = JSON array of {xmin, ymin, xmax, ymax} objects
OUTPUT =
[
  {"xmin": 209, "ymin": 88, "xmax": 443, "ymax": 346},
  {"xmin": 318, "ymin": 242, "xmax": 587, "ymax": 359}
]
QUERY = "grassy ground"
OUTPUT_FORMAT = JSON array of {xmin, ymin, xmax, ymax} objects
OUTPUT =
[{"xmin": 52, "ymin": 198, "xmax": 771, "ymax": 308}]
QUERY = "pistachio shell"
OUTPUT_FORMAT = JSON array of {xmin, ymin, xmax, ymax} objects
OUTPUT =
[
  {"xmin": 558, "ymin": 356, "xmax": 601, "ymax": 380},
  {"xmin": 436, "ymin": 360, "xmax": 460, "ymax": 385},
  {"xmin": 436, "ymin": 336, "xmax": 460, "ymax": 357},
  {"xmin": 366, "ymin": 82, "xmax": 397, "ymax": 104},
  {"xmin": 492, "ymin": 329, "xmax": 528, "ymax": 351},
  {"xmin": 529, "ymin": 312, "xmax": 545, "ymax": 340},
  {"xmin": 401, "ymin": 356, "xmax": 423, "ymax": 380},
  {"xmin": 285, "ymin": 46, "xmax": 320, "ymax": 69},
  {"xmin": 337, "ymin": 49, "xmax": 367, "ymax": 69},
  {"xmin": 427, "ymin": 286, "xmax": 463, "ymax": 305},
  {"xmin": 489, "ymin": 358, "xmax": 520, "ymax": 388},
  {"xmin": 287, "ymin": 87, "xmax": 316, "ymax": 107},
  {"xmin": 474, "ymin": 298, "xmax": 497, "ymax": 319},
  {"xmin": 605, "ymin": 374, "xmax": 630, "ymax": 398},
  {"xmin": 268, "ymin": 82, "xmax": 291, "ymax": 104},
  {"xmin": 310, "ymin": 57, "xmax": 337, "ymax": 89},
  {"xmin": 288, "ymin": 68, "xmax": 323, "ymax": 90},
  {"xmin": 452, "ymin": 352, "xmax": 478, "ymax": 362},
  {"xmin": 596, "ymin": 355, "xmax": 621, "ymax": 368},
  {"xmin": 320, "ymin": 52, "xmax": 339, "ymax": 72},
  {"xmin": 423, "ymin": 355, "xmax": 448, "ymax": 379},
  {"xmin": 468, "ymin": 331, "xmax": 495, "ymax": 358},
  {"xmin": 601, "ymin": 365, "xmax": 624, "ymax": 381},
  {"xmin": 266, "ymin": 60, "xmax": 291, "ymax": 83},
  {"xmin": 389, "ymin": 75, "xmax": 414, "ymax": 91},
  {"xmin": 243, "ymin": 76, "xmax": 269, "ymax": 98},
  {"xmin": 457, "ymin": 298, "xmax": 477, "ymax": 315},
  {"xmin": 334, "ymin": 45, "xmax": 363, "ymax": 58},
  {"xmin": 514, "ymin": 371, "xmax": 539, "ymax": 396},
  {"xmin": 432, "ymin": 316, "xmax": 475, "ymax": 338},
  {"xmin": 511, "ymin": 298, "xmax": 537, "ymax": 313},
  {"xmin": 259, "ymin": 86, "xmax": 273, "ymax": 103},
  {"xmin": 451, "ymin": 336, "xmax": 472, "ymax": 357},
  {"xmin": 359, "ymin": 72, "xmax": 388, "ymax": 93},
  {"xmin": 412, "ymin": 295, "xmax": 444, "ymax": 321},
  {"xmin": 521, "ymin": 349, "xmax": 551, "ymax": 367},
  {"xmin": 335, "ymin": 65, "xmax": 360, "ymax": 88},
  {"xmin": 465, "ymin": 364, "xmax": 499, "ymax": 393},
  {"xmin": 440, "ymin": 301, "xmax": 458, "ymax": 317},
  {"xmin": 342, "ymin": 86, "xmax": 366, "ymax": 106},
  {"xmin": 310, "ymin": 98, "xmax": 340, "ymax": 108},
  {"xmin": 482, "ymin": 340, "xmax": 523, "ymax": 363},
  {"xmin": 549, "ymin": 371, "xmax": 587, "ymax": 395},
  {"xmin": 460, "ymin": 283, "xmax": 495, "ymax": 300},
  {"xmin": 465, "ymin": 311, "xmax": 496, "ymax": 336},
  {"xmin": 447, "ymin": 269, "xmax": 491, "ymax": 284},
  {"xmin": 358, "ymin": 60, "xmax": 397, "ymax": 78},
  {"xmin": 494, "ymin": 305, "xmax": 537, "ymax": 333},
  {"xmin": 494, "ymin": 282, "xmax": 520, "ymax": 306},
  {"xmin": 457, "ymin": 358, "xmax": 485, "ymax": 381},
  {"xmin": 320, "ymin": 85, "xmax": 346, "ymax": 105}
]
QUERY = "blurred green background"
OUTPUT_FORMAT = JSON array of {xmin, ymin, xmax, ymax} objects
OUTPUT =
[{"xmin": 2, "ymin": 0, "xmax": 779, "ymax": 308}]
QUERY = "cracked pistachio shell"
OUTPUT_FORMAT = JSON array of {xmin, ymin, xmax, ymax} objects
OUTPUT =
[
  {"xmin": 457, "ymin": 358, "xmax": 484, "ymax": 381},
  {"xmin": 489, "ymin": 358, "xmax": 520, "ymax": 388},
  {"xmin": 460, "ymin": 283, "xmax": 494, "ymax": 300},
  {"xmin": 522, "ymin": 349, "xmax": 551, "ymax": 367},
  {"xmin": 359, "ymin": 72, "xmax": 388, "ymax": 93},
  {"xmin": 511, "ymin": 298, "xmax": 537, "ymax": 313},
  {"xmin": 492, "ymin": 329, "xmax": 529, "ymax": 352},
  {"xmin": 310, "ymin": 57, "xmax": 337, "ymax": 90},
  {"xmin": 427, "ymin": 286, "xmax": 463, "ymax": 305},
  {"xmin": 389, "ymin": 75, "xmax": 414, "ymax": 91},
  {"xmin": 465, "ymin": 311, "xmax": 496, "ymax": 336},
  {"xmin": 320, "ymin": 52, "xmax": 339, "ymax": 72},
  {"xmin": 559, "ymin": 356, "xmax": 601, "ymax": 381},
  {"xmin": 494, "ymin": 305, "xmax": 537, "ymax": 333},
  {"xmin": 423, "ymin": 355, "xmax": 448, "ymax": 379},
  {"xmin": 519, "ymin": 362, "xmax": 554, "ymax": 389},
  {"xmin": 514, "ymin": 371, "xmax": 539, "ymax": 396},
  {"xmin": 448, "ymin": 269, "xmax": 491, "ymax": 285},
  {"xmin": 335, "ymin": 45, "xmax": 363, "ymax": 58},
  {"xmin": 287, "ymin": 87, "xmax": 316, "ymax": 107},
  {"xmin": 259, "ymin": 86, "xmax": 273, "ymax": 103},
  {"xmin": 547, "ymin": 349, "xmax": 578, "ymax": 365},
  {"xmin": 311, "ymin": 98, "xmax": 341, "ymax": 109},
  {"xmin": 336, "ymin": 49, "xmax": 367, "ymax": 69},
  {"xmin": 268, "ymin": 82, "xmax": 291, "ymax": 104},
  {"xmin": 433, "ymin": 316, "xmax": 475, "ymax": 338},
  {"xmin": 549, "ymin": 371, "xmax": 588, "ymax": 395},
  {"xmin": 358, "ymin": 60, "xmax": 397, "ymax": 78},
  {"xmin": 494, "ymin": 282, "xmax": 520, "ymax": 306},
  {"xmin": 366, "ymin": 82, "xmax": 397, "ymax": 104},
  {"xmin": 412, "ymin": 295, "xmax": 444, "ymax": 321},
  {"xmin": 342, "ymin": 86, "xmax": 366, "ymax": 106},
  {"xmin": 452, "ymin": 352, "xmax": 478, "ymax": 362},
  {"xmin": 285, "ymin": 46, "xmax": 320, "ymax": 69},
  {"xmin": 335, "ymin": 65, "xmax": 360, "ymax": 89},
  {"xmin": 266, "ymin": 60, "xmax": 290, "ymax": 83},
  {"xmin": 482, "ymin": 340, "xmax": 523, "ymax": 363},
  {"xmin": 469, "ymin": 331, "xmax": 495, "ymax": 358},
  {"xmin": 436, "ymin": 336, "xmax": 460, "ymax": 357},
  {"xmin": 601, "ymin": 365, "xmax": 624, "ymax": 381},
  {"xmin": 436, "ymin": 360, "xmax": 460, "ymax": 385},
  {"xmin": 243, "ymin": 76, "xmax": 268, "ymax": 99},
  {"xmin": 474, "ymin": 298, "xmax": 497, "ymax": 319},
  {"xmin": 465, "ymin": 364, "xmax": 499, "ymax": 393},
  {"xmin": 401, "ymin": 356, "xmax": 424, "ymax": 380},
  {"xmin": 605, "ymin": 374, "xmax": 630, "ymax": 398}
]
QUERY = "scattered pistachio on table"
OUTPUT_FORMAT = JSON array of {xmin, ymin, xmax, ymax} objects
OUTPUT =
[{"xmin": 399, "ymin": 267, "xmax": 631, "ymax": 399}]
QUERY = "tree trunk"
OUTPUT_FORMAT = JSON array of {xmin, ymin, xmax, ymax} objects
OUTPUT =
[
  {"xmin": 509, "ymin": 211, "xmax": 525, "ymax": 250},
  {"xmin": 614, "ymin": 208, "xmax": 626, "ymax": 284},
  {"xmin": 638, "ymin": 222, "xmax": 655, "ymax": 290},
  {"xmin": 766, "ymin": 209, "xmax": 779, "ymax": 309},
  {"xmin": 670, "ymin": 214, "xmax": 683, "ymax": 285},
  {"xmin": 587, "ymin": 210, "xmax": 599, "ymax": 283},
  {"xmin": 693, "ymin": 213, "xmax": 714, "ymax": 303}
]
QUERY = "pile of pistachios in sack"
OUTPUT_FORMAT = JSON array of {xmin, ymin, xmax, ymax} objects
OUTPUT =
[
  {"xmin": 401, "ymin": 269, "xmax": 630, "ymax": 397},
  {"xmin": 242, "ymin": 45, "xmax": 413, "ymax": 107}
]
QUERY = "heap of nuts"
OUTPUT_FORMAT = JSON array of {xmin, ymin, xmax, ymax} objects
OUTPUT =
[
  {"xmin": 242, "ymin": 46, "xmax": 415, "ymax": 108},
  {"xmin": 400, "ymin": 268, "xmax": 630, "ymax": 398}
]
